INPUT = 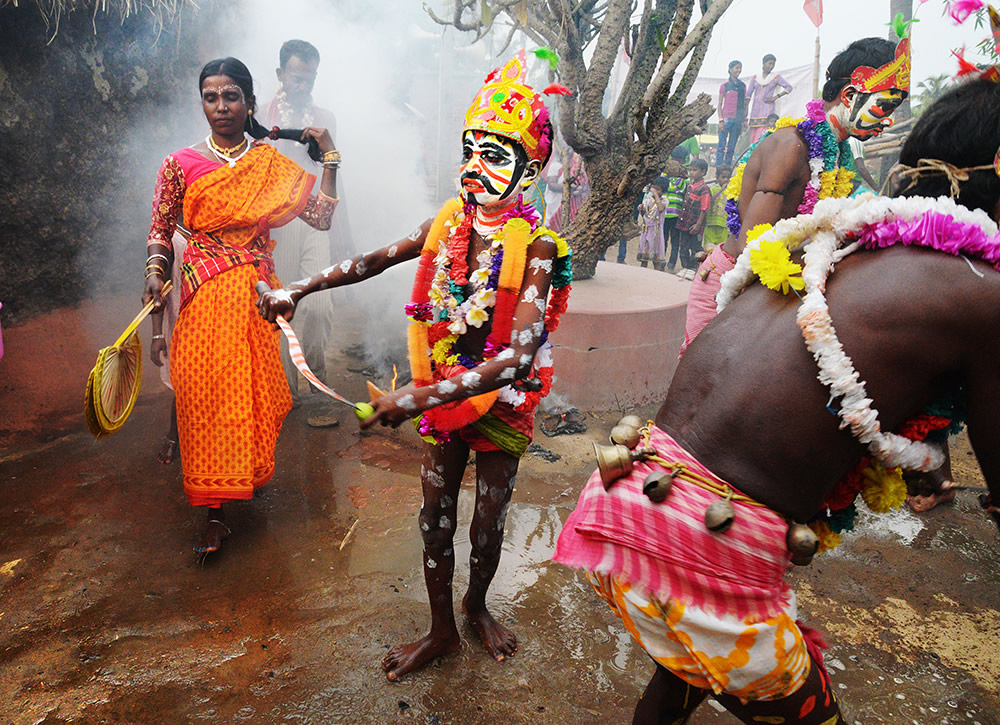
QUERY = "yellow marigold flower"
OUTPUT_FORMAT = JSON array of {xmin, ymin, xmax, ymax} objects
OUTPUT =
[
  {"xmin": 861, "ymin": 461, "xmax": 907, "ymax": 513},
  {"xmin": 749, "ymin": 239, "xmax": 805, "ymax": 295},
  {"xmin": 774, "ymin": 115, "xmax": 804, "ymax": 130},
  {"xmin": 726, "ymin": 164, "xmax": 745, "ymax": 199},
  {"xmin": 818, "ymin": 170, "xmax": 836, "ymax": 199},
  {"xmin": 809, "ymin": 520, "xmax": 843, "ymax": 554},
  {"xmin": 746, "ymin": 223, "xmax": 773, "ymax": 242},
  {"xmin": 432, "ymin": 335, "xmax": 457, "ymax": 363},
  {"xmin": 834, "ymin": 169, "xmax": 856, "ymax": 198}
]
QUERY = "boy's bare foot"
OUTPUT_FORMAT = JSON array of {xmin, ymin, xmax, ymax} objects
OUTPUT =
[
  {"xmin": 381, "ymin": 632, "xmax": 460, "ymax": 681},
  {"xmin": 463, "ymin": 596, "xmax": 517, "ymax": 661},
  {"xmin": 195, "ymin": 516, "xmax": 230, "ymax": 555},
  {"xmin": 157, "ymin": 437, "xmax": 179, "ymax": 465}
]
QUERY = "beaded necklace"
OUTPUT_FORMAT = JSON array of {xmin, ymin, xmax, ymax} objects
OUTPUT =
[{"xmin": 206, "ymin": 134, "xmax": 252, "ymax": 168}]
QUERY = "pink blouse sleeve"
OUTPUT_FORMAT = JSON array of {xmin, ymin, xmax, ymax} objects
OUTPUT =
[
  {"xmin": 146, "ymin": 155, "xmax": 186, "ymax": 251},
  {"xmin": 298, "ymin": 190, "xmax": 338, "ymax": 231}
]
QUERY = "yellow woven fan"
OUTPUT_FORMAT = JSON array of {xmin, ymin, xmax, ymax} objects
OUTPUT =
[{"xmin": 85, "ymin": 281, "xmax": 172, "ymax": 438}]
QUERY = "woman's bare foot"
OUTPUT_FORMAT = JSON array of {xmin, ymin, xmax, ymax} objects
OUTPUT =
[
  {"xmin": 195, "ymin": 513, "xmax": 230, "ymax": 555},
  {"xmin": 157, "ymin": 437, "xmax": 179, "ymax": 465},
  {"xmin": 381, "ymin": 631, "xmax": 460, "ymax": 681},
  {"xmin": 463, "ymin": 595, "xmax": 517, "ymax": 662}
]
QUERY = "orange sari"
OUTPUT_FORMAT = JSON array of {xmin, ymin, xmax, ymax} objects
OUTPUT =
[{"xmin": 170, "ymin": 145, "xmax": 314, "ymax": 507}]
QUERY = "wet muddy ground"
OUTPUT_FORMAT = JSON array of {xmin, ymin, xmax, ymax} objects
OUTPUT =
[{"xmin": 2, "ymin": 314, "xmax": 999, "ymax": 724}]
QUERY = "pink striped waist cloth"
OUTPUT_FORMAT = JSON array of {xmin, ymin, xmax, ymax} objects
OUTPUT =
[{"xmin": 553, "ymin": 424, "xmax": 792, "ymax": 621}]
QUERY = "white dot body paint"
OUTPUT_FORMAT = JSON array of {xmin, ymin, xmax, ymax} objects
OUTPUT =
[
  {"xmin": 426, "ymin": 558, "xmax": 438, "ymax": 569},
  {"xmin": 339, "ymin": 259, "xmax": 352, "ymax": 274},
  {"xmin": 441, "ymin": 495, "xmax": 454, "ymax": 508},
  {"xmin": 478, "ymin": 478, "xmax": 488, "ymax": 496},
  {"xmin": 427, "ymin": 396, "xmax": 441, "ymax": 406},
  {"xmin": 534, "ymin": 297, "xmax": 546, "ymax": 312},
  {"xmin": 270, "ymin": 289, "xmax": 294, "ymax": 305},
  {"xmin": 460, "ymin": 371, "xmax": 481, "ymax": 390},
  {"xmin": 407, "ymin": 226, "xmax": 422, "ymax": 241},
  {"xmin": 529, "ymin": 257, "xmax": 553, "ymax": 273},
  {"xmin": 425, "ymin": 468, "xmax": 445, "ymax": 488},
  {"xmin": 356, "ymin": 259, "xmax": 367, "ymax": 276},
  {"xmin": 388, "ymin": 244, "xmax": 399, "ymax": 257},
  {"xmin": 440, "ymin": 516, "xmax": 452, "ymax": 530},
  {"xmin": 498, "ymin": 367, "xmax": 516, "ymax": 380},
  {"xmin": 421, "ymin": 521, "xmax": 431, "ymax": 531},
  {"xmin": 519, "ymin": 354, "xmax": 533, "ymax": 367},
  {"xmin": 522, "ymin": 284, "xmax": 539, "ymax": 303},
  {"xmin": 396, "ymin": 394, "xmax": 417, "ymax": 412},
  {"xmin": 531, "ymin": 321, "xmax": 544, "ymax": 336},
  {"xmin": 497, "ymin": 348, "xmax": 515, "ymax": 361},
  {"xmin": 319, "ymin": 265, "xmax": 337, "ymax": 277},
  {"xmin": 476, "ymin": 531, "xmax": 489, "ymax": 549},
  {"xmin": 437, "ymin": 379, "xmax": 458, "ymax": 394},
  {"xmin": 518, "ymin": 328, "xmax": 534, "ymax": 345}
]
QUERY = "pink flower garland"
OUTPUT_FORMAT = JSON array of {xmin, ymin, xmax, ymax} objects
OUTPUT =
[{"xmin": 858, "ymin": 210, "xmax": 1000, "ymax": 267}]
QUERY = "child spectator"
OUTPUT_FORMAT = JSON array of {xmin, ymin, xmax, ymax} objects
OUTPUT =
[
  {"xmin": 674, "ymin": 159, "xmax": 711, "ymax": 279},
  {"xmin": 636, "ymin": 179, "xmax": 667, "ymax": 269},
  {"xmin": 702, "ymin": 164, "xmax": 732, "ymax": 253}
]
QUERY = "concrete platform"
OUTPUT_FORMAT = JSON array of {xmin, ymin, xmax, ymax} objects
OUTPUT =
[{"xmin": 549, "ymin": 261, "xmax": 691, "ymax": 411}]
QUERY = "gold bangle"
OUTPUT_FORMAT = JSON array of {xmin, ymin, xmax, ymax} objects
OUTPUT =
[{"xmin": 322, "ymin": 149, "xmax": 341, "ymax": 164}]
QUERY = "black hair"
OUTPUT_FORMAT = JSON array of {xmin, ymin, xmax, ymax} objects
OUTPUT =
[
  {"xmin": 895, "ymin": 77, "xmax": 1000, "ymax": 215},
  {"xmin": 279, "ymin": 39, "xmax": 320, "ymax": 69},
  {"xmin": 716, "ymin": 163, "xmax": 733, "ymax": 176},
  {"xmin": 690, "ymin": 158, "xmax": 709, "ymax": 173},
  {"xmin": 650, "ymin": 177, "xmax": 668, "ymax": 192},
  {"xmin": 822, "ymin": 37, "xmax": 896, "ymax": 102},
  {"xmin": 198, "ymin": 56, "xmax": 323, "ymax": 161},
  {"xmin": 728, "ymin": 60, "xmax": 742, "ymax": 71},
  {"xmin": 762, "ymin": 53, "xmax": 776, "ymax": 64}
]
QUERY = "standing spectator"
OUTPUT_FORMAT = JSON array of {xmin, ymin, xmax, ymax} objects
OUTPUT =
[
  {"xmin": 636, "ymin": 179, "xmax": 667, "ymax": 269},
  {"xmin": 716, "ymin": 60, "xmax": 746, "ymax": 168},
  {"xmin": 674, "ymin": 159, "xmax": 711, "ymax": 278},
  {"xmin": 663, "ymin": 163, "xmax": 689, "ymax": 272},
  {"xmin": 261, "ymin": 40, "xmax": 341, "ymax": 409},
  {"xmin": 701, "ymin": 164, "xmax": 731, "ymax": 254},
  {"xmin": 746, "ymin": 54, "xmax": 793, "ymax": 144}
]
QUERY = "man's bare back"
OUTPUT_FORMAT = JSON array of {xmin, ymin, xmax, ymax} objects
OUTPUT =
[{"xmin": 659, "ymin": 245, "xmax": 1000, "ymax": 521}]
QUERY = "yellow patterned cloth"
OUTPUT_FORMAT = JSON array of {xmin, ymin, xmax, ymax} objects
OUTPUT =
[{"xmin": 588, "ymin": 572, "xmax": 811, "ymax": 704}]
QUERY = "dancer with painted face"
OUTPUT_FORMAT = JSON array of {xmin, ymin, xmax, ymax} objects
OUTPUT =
[
  {"xmin": 681, "ymin": 35, "xmax": 909, "ymax": 355},
  {"xmin": 257, "ymin": 52, "xmax": 572, "ymax": 680}
]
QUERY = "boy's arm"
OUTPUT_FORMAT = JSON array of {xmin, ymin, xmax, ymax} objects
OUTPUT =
[
  {"xmin": 258, "ymin": 219, "xmax": 431, "ymax": 322},
  {"xmin": 362, "ymin": 235, "xmax": 560, "ymax": 428}
]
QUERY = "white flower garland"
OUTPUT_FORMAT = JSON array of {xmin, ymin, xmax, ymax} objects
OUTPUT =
[{"xmin": 717, "ymin": 194, "xmax": 998, "ymax": 472}]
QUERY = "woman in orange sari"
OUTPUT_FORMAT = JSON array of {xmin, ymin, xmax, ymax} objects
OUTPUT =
[{"xmin": 143, "ymin": 57, "xmax": 338, "ymax": 556}]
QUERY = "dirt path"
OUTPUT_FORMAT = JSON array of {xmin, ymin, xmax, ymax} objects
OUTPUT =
[{"xmin": 1, "ymin": 316, "xmax": 998, "ymax": 724}]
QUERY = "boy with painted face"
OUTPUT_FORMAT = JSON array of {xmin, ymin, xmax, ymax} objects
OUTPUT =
[
  {"xmin": 257, "ymin": 52, "xmax": 572, "ymax": 680},
  {"xmin": 681, "ymin": 36, "xmax": 908, "ymax": 355}
]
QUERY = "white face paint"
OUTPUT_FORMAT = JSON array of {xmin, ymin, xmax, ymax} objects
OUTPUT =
[
  {"xmin": 459, "ymin": 130, "xmax": 527, "ymax": 208},
  {"xmin": 522, "ymin": 285, "xmax": 539, "ymax": 303},
  {"xmin": 529, "ymin": 258, "xmax": 553, "ymax": 273},
  {"xmin": 437, "ymin": 379, "xmax": 458, "ymax": 394},
  {"xmin": 460, "ymin": 371, "xmax": 482, "ymax": 389},
  {"xmin": 339, "ymin": 259, "xmax": 352, "ymax": 274},
  {"xmin": 396, "ymin": 394, "xmax": 417, "ymax": 412}
]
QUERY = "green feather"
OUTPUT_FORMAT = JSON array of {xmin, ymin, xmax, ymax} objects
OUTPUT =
[
  {"xmin": 888, "ymin": 12, "xmax": 919, "ymax": 39},
  {"xmin": 533, "ymin": 47, "xmax": 560, "ymax": 71}
]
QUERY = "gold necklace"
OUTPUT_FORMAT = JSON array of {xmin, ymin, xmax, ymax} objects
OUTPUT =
[{"xmin": 208, "ymin": 135, "xmax": 248, "ymax": 156}]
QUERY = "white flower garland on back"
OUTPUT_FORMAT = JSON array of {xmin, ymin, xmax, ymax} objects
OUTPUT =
[{"xmin": 717, "ymin": 193, "xmax": 1000, "ymax": 472}]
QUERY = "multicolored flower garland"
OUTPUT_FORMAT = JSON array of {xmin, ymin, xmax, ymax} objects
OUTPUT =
[
  {"xmin": 718, "ymin": 194, "xmax": 993, "ymax": 550},
  {"xmin": 724, "ymin": 100, "xmax": 857, "ymax": 238},
  {"xmin": 407, "ymin": 195, "xmax": 572, "ymax": 440}
]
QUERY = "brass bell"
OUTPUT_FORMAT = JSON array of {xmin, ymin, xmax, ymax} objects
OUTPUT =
[
  {"xmin": 610, "ymin": 424, "xmax": 641, "ymax": 450},
  {"xmin": 786, "ymin": 523, "xmax": 819, "ymax": 566},
  {"xmin": 618, "ymin": 414, "xmax": 644, "ymax": 430},
  {"xmin": 642, "ymin": 471, "xmax": 674, "ymax": 503},
  {"xmin": 593, "ymin": 442, "xmax": 645, "ymax": 490},
  {"xmin": 704, "ymin": 490, "xmax": 735, "ymax": 532}
]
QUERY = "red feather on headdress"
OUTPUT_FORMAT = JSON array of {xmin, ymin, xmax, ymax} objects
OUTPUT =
[
  {"xmin": 952, "ymin": 46, "xmax": 980, "ymax": 76},
  {"xmin": 543, "ymin": 83, "xmax": 572, "ymax": 96}
]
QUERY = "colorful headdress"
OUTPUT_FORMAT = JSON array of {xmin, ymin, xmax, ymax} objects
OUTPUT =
[
  {"xmin": 464, "ymin": 50, "xmax": 568, "ymax": 165},
  {"xmin": 851, "ymin": 37, "xmax": 911, "ymax": 94}
]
